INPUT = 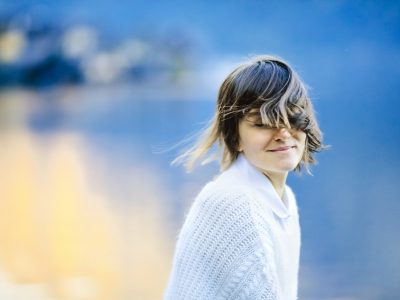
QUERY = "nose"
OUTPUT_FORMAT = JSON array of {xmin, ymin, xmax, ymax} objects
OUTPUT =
[{"xmin": 273, "ymin": 127, "xmax": 292, "ymax": 140}]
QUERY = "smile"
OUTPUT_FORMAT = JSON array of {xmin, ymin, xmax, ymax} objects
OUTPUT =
[{"xmin": 267, "ymin": 146, "xmax": 295, "ymax": 152}]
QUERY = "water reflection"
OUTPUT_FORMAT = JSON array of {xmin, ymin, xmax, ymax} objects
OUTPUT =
[{"xmin": 0, "ymin": 89, "xmax": 175, "ymax": 299}]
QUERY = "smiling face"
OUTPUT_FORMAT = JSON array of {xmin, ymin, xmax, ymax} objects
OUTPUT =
[{"xmin": 238, "ymin": 112, "xmax": 307, "ymax": 178}]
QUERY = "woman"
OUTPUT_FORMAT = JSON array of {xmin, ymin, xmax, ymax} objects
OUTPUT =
[{"xmin": 164, "ymin": 55, "xmax": 325, "ymax": 299}]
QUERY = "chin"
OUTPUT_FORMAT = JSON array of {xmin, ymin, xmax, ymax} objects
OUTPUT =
[{"xmin": 273, "ymin": 163, "xmax": 299, "ymax": 173}]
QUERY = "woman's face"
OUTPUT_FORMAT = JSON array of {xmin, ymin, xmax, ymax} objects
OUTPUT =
[{"xmin": 237, "ymin": 112, "xmax": 306, "ymax": 178}]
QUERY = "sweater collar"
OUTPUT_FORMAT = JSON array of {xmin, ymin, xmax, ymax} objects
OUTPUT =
[{"xmin": 230, "ymin": 154, "xmax": 293, "ymax": 219}]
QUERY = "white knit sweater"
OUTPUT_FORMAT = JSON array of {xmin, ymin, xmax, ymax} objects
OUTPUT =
[{"xmin": 164, "ymin": 155, "xmax": 301, "ymax": 299}]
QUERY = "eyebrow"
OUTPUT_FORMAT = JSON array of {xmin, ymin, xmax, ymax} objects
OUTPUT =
[{"xmin": 245, "ymin": 111, "xmax": 262, "ymax": 122}]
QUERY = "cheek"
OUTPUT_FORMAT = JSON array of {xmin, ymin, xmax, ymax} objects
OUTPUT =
[
  {"xmin": 254, "ymin": 134, "xmax": 270, "ymax": 149},
  {"xmin": 297, "ymin": 133, "xmax": 307, "ymax": 152},
  {"xmin": 240, "ymin": 133, "xmax": 271, "ymax": 151}
]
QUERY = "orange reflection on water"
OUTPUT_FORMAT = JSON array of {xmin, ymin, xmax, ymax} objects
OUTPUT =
[{"xmin": 0, "ymin": 118, "xmax": 172, "ymax": 300}]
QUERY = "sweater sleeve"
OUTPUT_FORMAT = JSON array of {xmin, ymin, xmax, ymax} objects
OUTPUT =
[{"xmin": 164, "ymin": 183, "xmax": 281, "ymax": 300}]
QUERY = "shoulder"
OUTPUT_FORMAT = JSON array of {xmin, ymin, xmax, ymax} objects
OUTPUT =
[
  {"xmin": 190, "ymin": 180, "xmax": 253, "ymax": 221},
  {"xmin": 176, "ymin": 180, "xmax": 259, "ymax": 248},
  {"xmin": 196, "ymin": 166, "xmax": 256, "ymax": 206},
  {"xmin": 171, "ymin": 180, "xmax": 261, "ymax": 270},
  {"xmin": 285, "ymin": 185, "xmax": 296, "ymax": 200}
]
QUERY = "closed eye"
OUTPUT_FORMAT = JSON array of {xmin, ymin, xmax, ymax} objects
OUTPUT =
[
  {"xmin": 253, "ymin": 123, "xmax": 273, "ymax": 129},
  {"xmin": 245, "ymin": 118, "xmax": 274, "ymax": 129}
]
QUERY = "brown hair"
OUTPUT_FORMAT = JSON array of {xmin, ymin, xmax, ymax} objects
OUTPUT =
[{"xmin": 173, "ymin": 55, "xmax": 326, "ymax": 173}]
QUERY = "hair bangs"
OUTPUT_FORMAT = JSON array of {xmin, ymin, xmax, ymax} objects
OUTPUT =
[{"xmin": 255, "ymin": 65, "xmax": 312, "ymax": 131}]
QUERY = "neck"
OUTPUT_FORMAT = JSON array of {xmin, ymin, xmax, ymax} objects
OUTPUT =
[{"xmin": 262, "ymin": 171, "xmax": 288, "ymax": 199}]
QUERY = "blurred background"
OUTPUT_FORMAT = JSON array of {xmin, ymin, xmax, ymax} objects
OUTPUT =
[{"xmin": 0, "ymin": 0, "xmax": 399, "ymax": 299}]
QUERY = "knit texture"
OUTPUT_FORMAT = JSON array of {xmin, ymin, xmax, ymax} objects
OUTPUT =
[{"xmin": 164, "ymin": 155, "xmax": 300, "ymax": 300}]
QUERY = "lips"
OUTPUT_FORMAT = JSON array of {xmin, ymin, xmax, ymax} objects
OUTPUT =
[{"xmin": 268, "ymin": 146, "xmax": 295, "ymax": 152}]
